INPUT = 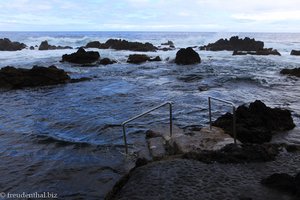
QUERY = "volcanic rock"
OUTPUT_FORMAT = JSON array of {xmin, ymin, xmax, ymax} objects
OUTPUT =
[
  {"xmin": 175, "ymin": 47, "xmax": 201, "ymax": 65},
  {"xmin": 261, "ymin": 173, "xmax": 300, "ymax": 196},
  {"xmin": 280, "ymin": 68, "xmax": 300, "ymax": 77},
  {"xmin": 38, "ymin": 40, "xmax": 72, "ymax": 50},
  {"xmin": 213, "ymin": 100, "xmax": 295, "ymax": 144},
  {"xmin": 161, "ymin": 40, "xmax": 175, "ymax": 48},
  {"xmin": 291, "ymin": 50, "xmax": 300, "ymax": 56},
  {"xmin": 0, "ymin": 65, "xmax": 70, "ymax": 89},
  {"xmin": 127, "ymin": 54, "xmax": 161, "ymax": 64},
  {"xmin": 0, "ymin": 38, "xmax": 26, "ymax": 51},
  {"xmin": 99, "ymin": 58, "xmax": 117, "ymax": 65},
  {"xmin": 61, "ymin": 47, "xmax": 100, "ymax": 64},
  {"xmin": 85, "ymin": 41, "xmax": 102, "ymax": 48},
  {"xmin": 183, "ymin": 143, "xmax": 279, "ymax": 164},
  {"xmin": 200, "ymin": 36, "xmax": 264, "ymax": 51}
]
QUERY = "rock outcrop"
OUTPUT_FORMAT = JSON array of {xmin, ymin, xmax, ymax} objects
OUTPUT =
[
  {"xmin": 0, "ymin": 66, "xmax": 70, "ymax": 89},
  {"xmin": 183, "ymin": 143, "xmax": 279, "ymax": 163},
  {"xmin": 161, "ymin": 40, "xmax": 175, "ymax": 48},
  {"xmin": 85, "ymin": 41, "xmax": 102, "ymax": 48},
  {"xmin": 280, "ymin": 68, "xmax": 300, "ymax": 77},
  {"xmin": 61, "ymin": 47, "xmax": 100, "ymax": 64},
  {"xmin": 38, "ymin": 40, "xmax": 72, "ymax": 50},
  {"xmin": 0, "ymin": 38, "xmax": 26, "ymax": 51},
  {"xmin": 233, "ymin": 48, "xmax": 281, "ymax": 56},
  {"xmin": 85, "ymin": 39, "xmax": 157, "ymax": 52},
  {"xmin": 200, "ymin": 36, "xmax": 264, "ymax": 51},
  {"xmin": 127, "ymin": 54, "xmax": 161, "ymax": 64},
  {"xmin": 291, "ymin": 50, "xmax": 300, "ymax": 56},
  {"xmin": 99, "ymin": 58, "xmax": 117, "ymax": 65},
  {"xmin": 261, "ymin": 173, "xmax": 300, "ymax": 197},
  {"xmin": 213, "ymin": 100, "xmax": 295, "ymax": 144},
  {"xmin": 175, "ymin": 47, "xmax": 201, "ymax": 65}
]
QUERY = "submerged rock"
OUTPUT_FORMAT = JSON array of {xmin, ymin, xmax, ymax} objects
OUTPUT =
[
  {"xmin": 38, "ymin": 40, "xmax": 72, "ymax": 50},
  {"xmin": 233, "ymin": 48, "xmax": 281, "ymax": 56},
  {"xmin": 213, "ymin": 100, "xmax": 295, "ymax": 144},
  {"xmin": 291, "ymin": 50, "xmax": 300, "ymax": 56},
  {"xmin": 200, "ymin": 36, "xmax": 264, "ymax": 51},
  {"xmin": 127, "ymin": 54, "xmax": 161, "ymax": 64},
  {"xmin": 280, "ymin": 68, "xmax": 300, "ymax": 77},
  {"xmin": 0, "ymin": 38, "xmax": 26, "ymax": 51},
  {"xmin": 85, "ymin": 39, "xmax": 157, "ymax": 52},
  {"xmin": 0, "ymin": 65, "xmax": 70, "ymax": 89},
  {"xmin": 261, "ymin": 173, "xmax": 300, "ymax": 196},
  {"xmin": 175, "ymin": 47, "xmax": 201, "ymax": 65},
  {"xmin": 61, "ymin": 47, "xmax": 100, "ymax": 64},
  {"xmin": 29, "ymin": 46, "xmax": 35, "ymax": 50}
]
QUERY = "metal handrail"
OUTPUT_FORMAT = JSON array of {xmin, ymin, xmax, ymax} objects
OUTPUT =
[
  {"xmin": 121, "ymin": 101, "xmax": 173, "ymax": 154},
  {"xmin": 208, "ymin": 97, "xmax": 237, "ymax": 144}
]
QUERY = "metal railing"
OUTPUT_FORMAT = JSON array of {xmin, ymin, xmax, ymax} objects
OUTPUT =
[
  {"xmin": 208, "ymin": 97, "xmax": 237, "ymax": 144},
  {"xmin": 121, "ymin": 101, "xmax": 173, "ymax": 154}
]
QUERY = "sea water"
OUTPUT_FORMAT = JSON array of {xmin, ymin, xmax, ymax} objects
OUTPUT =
[{"xmin": 0, "ymin": 32, "xmax": 300, "ymax": 199}]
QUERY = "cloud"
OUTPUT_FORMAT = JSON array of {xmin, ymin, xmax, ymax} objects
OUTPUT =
[
  {"xmin": 232, "ymin": 11, "xmax": 300, "ymax": 21},
  {"xmin": 0, "ymin": 0, "xmax": 299, "ymax": 31}
]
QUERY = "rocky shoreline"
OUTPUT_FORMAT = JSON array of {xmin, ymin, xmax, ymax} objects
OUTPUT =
[{"xmin": 104, "ymin": 100, "xmax": 300, "ymax": 200}]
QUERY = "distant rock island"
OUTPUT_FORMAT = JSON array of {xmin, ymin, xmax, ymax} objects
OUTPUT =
[{"xmin": 200, "ymin": 36, "xmax": 280, "ymax": 56}]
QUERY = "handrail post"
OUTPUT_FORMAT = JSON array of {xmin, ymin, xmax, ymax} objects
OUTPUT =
[
  {"xmin": 122, "ymin": 125, "xmax": 128, "ymax": 154},
  {"xmin": 208, "ymin": 97, "xmax": 212, "ymax": 130},
  {"xmin": 169, "ymin": 102, "xmax": 173, "ymax": 137},
  {"xmin": 208, "ymin": 96, "xmax": 237, "ymax": 145},
  {"xmin": 232, "ymin": 106, "xmax": 237, "ymax": 145},
  {"xmin": 121, "ymin": 101, "xmax": 173, "ymax": 154}
]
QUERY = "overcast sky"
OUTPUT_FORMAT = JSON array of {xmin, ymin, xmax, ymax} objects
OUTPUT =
[{"xmin": 0, "ymin": 0, "xmax": 299, "ymax": 32}]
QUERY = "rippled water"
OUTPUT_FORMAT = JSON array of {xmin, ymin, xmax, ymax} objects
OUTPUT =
[{"xmin": 1, "ymin": 32, "xmax": 300, "ymax": 199}]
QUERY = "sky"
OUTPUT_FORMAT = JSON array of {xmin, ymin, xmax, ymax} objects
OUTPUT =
[{"xmin": 0, "ymin": 0, "xmax": 300, "ymax": 32}]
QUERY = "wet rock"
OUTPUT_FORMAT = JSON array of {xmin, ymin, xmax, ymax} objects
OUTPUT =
[
  {"xmin": 127, "ymin": 54, "xmax": 161, "ymax": 64},
  {"xmin": 213, "ymin": 100, "xmax": 295, "ymax": 144},
  {"xmin": 86, "ymin": 39, "xmax": 157, "ymax": 52},
  {"xmin": 29, "ymin": 46, "xmax": 35, "ymax": 50},
  {"xmin": 280, "ymin": 68, "xmax": 300, "ymax": 77},
  {"xmin": 261, "ymin": 173, "xmax": 300, "ymax": 196},
  {"xmin": 291, "ymin": 50, "xmax": 300, "ymax": 56},
  {"xmin": 161, "ymin": 40, "xmax": 175, "ymax": 48},
  {"xmin": 85, "ymin": 41, "xmax": 102, "ymax": 48},
  {"xmin": 233, "ymin": 48, "xmax": 281, "ymax": 56},
  {"xmin": 99, "ymin": 58, "xmax": 117, "ymax": 65},
  {"xmin": 127, "ymin": 54, "xmax": 150, "ymax": 64},
  {"xmin": 0, "ymin": 38, "xmax": 26, "ymax": 51},
  {"xmin": 200, "ymin": 36, "xmax": 264, "ymax": 51},
  {"xmin": 175, "ymin": 47, "xmax": 201, "ymax": 65},
  {"xmin": 61, "ymin": 47, "xmax": 100, "ymax": 64},
  {"xmin": 0, "ymin": 65, "xmax": 70, "ymax": 89},
  {"xmin": 183, "ymin": 143, "xmax": 279, "ymax": 164},
  {"xmin": 38, "ymin": 40, "xmax": 72, "ymax": 50},
  {"xmin": 148, "ymin": 56, "xmax": 161, "ymax": 62}
]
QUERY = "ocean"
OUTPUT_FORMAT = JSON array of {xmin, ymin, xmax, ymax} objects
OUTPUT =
[{"xmin": 1, "ymin": 31, "xmax": 300, "ymax": 199}]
